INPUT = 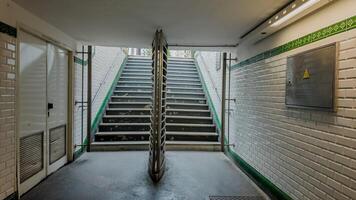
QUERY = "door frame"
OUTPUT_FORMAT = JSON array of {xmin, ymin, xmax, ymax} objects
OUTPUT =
[{"xmin": 15, "ymin": 24, "xmax": 75, "ymax": 196}]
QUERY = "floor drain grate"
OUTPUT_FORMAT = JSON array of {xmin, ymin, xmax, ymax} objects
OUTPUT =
[{"xmin": 209, "ymin": 196, "xmax": 265, "ymax": 200}]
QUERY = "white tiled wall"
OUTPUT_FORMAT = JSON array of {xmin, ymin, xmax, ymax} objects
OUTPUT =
[
  {"xmin": 73, "ymin": 46, "xmax": 125, "ymax": 152},
  {"xmin": 197, "ymin": 33, "xmax": 356, "ymax": 200},
  {"xmin": 195, "ymin": 51, "xmax": 223, "ymax": 124},
  {"xmin": 231, "ymin": 37, "xmax": 356, "ymax": 199},
  {"xmin": 0, "ymin": 33, "xmax": 16, "ymax": 200}
]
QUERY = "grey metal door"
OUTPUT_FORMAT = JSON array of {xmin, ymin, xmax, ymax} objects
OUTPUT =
[{"xmin": 148, "ymin": 30, "xmax": 168, "ymax": 182}]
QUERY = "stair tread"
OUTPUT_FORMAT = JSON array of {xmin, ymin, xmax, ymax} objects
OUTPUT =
[
  {"xmin": 114, "ymin": 90, "xmax": 152, "ymax": 93},
  {"xmin": 91, "ymin": 141, "xmax": 219, "ymax": 146},
  {"xmin": 166, "ymin": 123, "xmax": 215, "ymax": 127},
  {"xmin": 167, "ymin": 87, "xmax": 202, "ymax": 90},
  {"xmin": 104, "ymin": 115, "xmax": 151, "ymax": 118},
  {"xmin": 103, "ymin": 115, "xmax": 212, "ymax": 119},
  {"xmin": 167, "ymin": 102, "xmax": 207, "ymax": 106},
  {"xmin": 96, "ymin": 57, "xmax": 218, "ymax": 146},
  {"xmin": 107, "ymin": 108, "xmax": 150, "ymax": 111},
  {"xmin": 167, "ymin": 108, "xmax": 210, "ymax": 112},
  {"xmin": 167, "ymin": 115, "xmax": 212, "ymax": 119},
  {"xmin": 100, "ymin": 122, "xmax": 150, "ymax": 126},
  {"xmin": 109, "ymin": 102, "xmax": 151, "ymax": 104},
  {"xmin": 96, "ymin": 131, "xmax": 217, "ymax": 136},
  {"xmin": 111, "ymin": 96, "xmax": 151, "ymax": 98}
]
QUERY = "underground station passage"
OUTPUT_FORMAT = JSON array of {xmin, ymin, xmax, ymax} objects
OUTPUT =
[{"xmin": 1, "ymin": 0, "xmax": 356, "ymax": 199}]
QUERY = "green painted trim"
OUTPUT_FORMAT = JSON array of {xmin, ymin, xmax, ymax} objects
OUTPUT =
[
  {"xmin": 225, "ymin": 146, "xmax": 293, "ymax": 200},
  {"xmin": 74, "ymin": 47, "xmax": 97, "ymax": 65},
  {"xmin": 232, "ymin": 15, "xmax": 356, "ymax": 70},
  {"xmin": 73, "ymin": 137, "xmax": 87, "ymax": 160},
  {"xmin": 194, "ymin": 57, "xmax": 222, "ymax": 131},
  {"xmin": 90, "ymin": 56, "xmax": 128, "ymax": 135}
]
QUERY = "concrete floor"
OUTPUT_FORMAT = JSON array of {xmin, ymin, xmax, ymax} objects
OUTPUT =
[{"xmin": 22, "ymin": 151, "xmax": 267, "ymax": 200}]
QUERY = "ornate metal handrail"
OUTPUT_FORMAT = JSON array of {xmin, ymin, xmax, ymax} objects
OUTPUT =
[{"xmin": 148, "ymin": 30, "xmax": 168, "ymax": 182}]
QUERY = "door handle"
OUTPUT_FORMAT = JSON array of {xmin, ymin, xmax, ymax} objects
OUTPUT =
[
  {"xmin": 48, "ymin": 103, "xmax": 54, "ymax": 117},
  {"xmin": 48, "ymin": 103, "xmax": 54, "ymax": 110}
]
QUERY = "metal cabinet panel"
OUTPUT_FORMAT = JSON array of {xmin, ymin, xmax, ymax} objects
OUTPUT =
[{"xmin": 286, "ymin": 44, "xmax": 336, "ymax": 111}]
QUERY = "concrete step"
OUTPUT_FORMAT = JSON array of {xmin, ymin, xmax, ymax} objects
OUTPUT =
[
  {"xmin": 167, "ymin": 91, "xmax": 205, "ymax": 98},
  {"xmin": 167, "ymin": 70, "xmax": 198, "ymax": 76},
  {"xmin": 117, "ymin": 81, "xmax": 152, "ymax": 87},
  {"xmin": 95, "ymin": 131, "xmax": 217, "ymax": 142},
  {"xmin": 106, "ymin": 108, "xmax": 150, "ymax": 115},
  {"xmin": 167, "ymin": 103, "xmax": 209, "ymax": 110},
  {"xmin": 123, "ymin": 69, "xmax": 197, "ymax": 75},
  {"xmin": 166, "ymin": 115, "xmax": 213, "ymax": 124},
  {"xmin": 120, "ymin": 77, "xmax": 151, "ymax": 81},
  {"xmin": 167, "ymin": 123, "xmax": 216, "ymax": 132},
  {"xmin": 113, "ymin": 90, "xmax": 152, "ymax": 96},
  {"xmin": 167, "ymin": 78, "xmax": 201, "ymax": 84},
  {"xmin": 124, "ymin": 66, "xmax": 151, "ymax": 70},
  {"xmin": 115, "ymin": 85, "xmax": 152, "ymax": 91},
  {"xmin": 121, "ymin": 73, "xmax": 151, "ymax": 77},
  {"xmin": 167, "ymin": 66, "xmax": 195, "ymax": 71},
  {"xmin": 166, "ymin": 97, "xmax": 206, "ymax": 104},
  {"xmin": 102, "ymin": 115, "xmax": 212, "ymax": 124},
  {"xmin": 167, "ymin": 82, "xmax": 202, "ymax": 88},
  {"xmin": 167, "ymin": 109, "xmax": 211, "ymax": 117},
  {"xmin": 99, "ymin": 123, "xmax": 150, "ymax": 132},
  {"xmin": 167, "ymin": 87, "xmax": 203, "ymax": 93},
  {"xmin": 111, "ymin": 96, "xmax": 152, "ymax": 102},
  {"xmin": 108, "ymin": 102, "xmax": 151, "ymax": 109},
  {"xmin": 102, "ymin": 115, "xmax": 150, "ymax": 123},
  {"xmin": 123, "ymin": 69, "xmax": 151, "ymax": 74},
  {"xmin": 91, "ymin": 141, "xmax": 220, "ymax": 151},
  {"xmin": 167, "ymin": 74, "xmax": 199, "ymax": 79},
  {"xmin": 167, "ymin": 67, "xmax": 197, "ymax": 72}
]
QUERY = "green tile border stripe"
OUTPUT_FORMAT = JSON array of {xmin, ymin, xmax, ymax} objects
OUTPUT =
[
  {"xmin": 195, "ymin": 53, "xmax": 291, "ymax": 199},
  {"xmin": 73, "ymin": 56, "xmax": 128, "ymax": 159},
  {"xmin": 232, "ymin": 15, "xmax": 356, "ymax": 70},
  {"xmin": 194, "ymin": 57, "xmax": 222, "ymax": 132},
  {"xmin": 225, "ymin": 145, "xmax": 293, "ymax": 200}
]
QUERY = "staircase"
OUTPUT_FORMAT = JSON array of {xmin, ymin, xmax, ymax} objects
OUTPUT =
[{"xmin": 91, "ymin": 56, "xmax": 220, "ymax": 151}]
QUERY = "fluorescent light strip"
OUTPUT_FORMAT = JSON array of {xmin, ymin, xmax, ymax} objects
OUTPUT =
[{"xmin": 271, "ymin": 0, "xmax": 321, "ymax": 27}]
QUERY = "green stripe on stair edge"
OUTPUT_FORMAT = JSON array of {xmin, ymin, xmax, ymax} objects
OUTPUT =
[
  {"xmin": 225, "ymin": 140, "xmax": 293, "ymax": 200},
  {"xmin": 73, "ymin": 56, "xmax": 128, "ymax": 159},
  {"xmin": 194, "ymin": 57, "xmax": 222, "ymax": 132}
]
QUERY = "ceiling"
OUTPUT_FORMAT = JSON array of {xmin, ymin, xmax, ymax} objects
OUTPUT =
[{"xmin": 13, "ymin": 0, "xmax": 290, "ymax": 48}]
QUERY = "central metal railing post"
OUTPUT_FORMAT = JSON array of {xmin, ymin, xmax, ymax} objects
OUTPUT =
[{"xmin": 148, "ymin": 30, "xmax": 168, "ymax": 182}]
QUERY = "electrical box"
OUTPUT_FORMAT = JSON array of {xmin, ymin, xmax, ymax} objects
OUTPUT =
[{"xmin": 285, "ymin": 44, "xmax": 336, "ymax": 111}]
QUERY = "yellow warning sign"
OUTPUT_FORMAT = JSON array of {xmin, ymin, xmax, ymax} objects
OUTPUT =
[{"xmin": 303, "ymin": 69, "xmax": 310, "ymax": 79}]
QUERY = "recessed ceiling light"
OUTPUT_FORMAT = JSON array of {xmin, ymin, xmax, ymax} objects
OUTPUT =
[{"xmin": 271, "ymin": 0, "xmax": 321, "ymax": 27}]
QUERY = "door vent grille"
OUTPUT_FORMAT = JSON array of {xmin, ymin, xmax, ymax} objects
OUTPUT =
[
  {"xmin": 49, "ymin": 125, "xmax": 66, "ymax": 164},
  {"xmin": 20, "ymin": 132, "xmax": 43, "ymax": 183}
]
